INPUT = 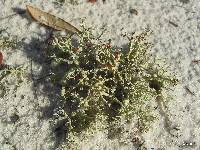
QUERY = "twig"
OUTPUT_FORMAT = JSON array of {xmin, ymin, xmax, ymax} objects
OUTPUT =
[
  {"xmin": 35, "ymin": 73, "xmax": 53, "ymax": 81},
  {"xmin": 96, "ymin": 26, "xmax": 107, "ymax": 41},
  {"xmin": 169, "ymin": 20, "xmax": 178, "ymax": 27},
  {"xmin": 192, "ymin": 60, "xmax": 200, "ymax": 64},
  {"xmin": 184, "ymin": 86, "xmax": 195, "ymax": 96}
]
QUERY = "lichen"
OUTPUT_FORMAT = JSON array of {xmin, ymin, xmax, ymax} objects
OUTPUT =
[
  {"xmin": 0, "ymin": 34, "xmax": 26, "ymax": 97},
  {"xmin": 46, "ymin": 24, "xmax": 177, "ymax": 148}
]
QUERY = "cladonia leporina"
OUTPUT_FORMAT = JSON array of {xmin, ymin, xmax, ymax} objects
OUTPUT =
[{"xmin": 45, "ymin": 24, "xmax": 178, "ymax": 148}]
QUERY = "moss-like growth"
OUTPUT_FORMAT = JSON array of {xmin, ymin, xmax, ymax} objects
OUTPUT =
[
  {"xmin": 53, "ymin": 0, "xmax": 78, "ymax": 6},
  {"xmin": 0, "ymin": 65, "xmax": 27, "ymax": 97},
  {"xmin": 0, "ymin": 35, "xmax": 26, "ymax": 97},
  {"xmin": 0, "ymin": 36, "xmax": 17, "ymax": 49},
  {"xmin": 46, "ymin": 25, "xmax": 177, "ymax": 148}
]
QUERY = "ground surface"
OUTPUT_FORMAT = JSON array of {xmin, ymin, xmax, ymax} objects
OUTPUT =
[{"xmin": 0, "ymin": 0, "xmax": 200, "ymax": 150}]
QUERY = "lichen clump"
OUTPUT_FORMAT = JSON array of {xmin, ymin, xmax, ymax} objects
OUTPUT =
[
  {"xmin": 47, "ymin": 26, "xmax": 177, "ymax": 146},
  {"xmin": 0, "ymin": 35, "xmax": 25, "ymax": 97}
]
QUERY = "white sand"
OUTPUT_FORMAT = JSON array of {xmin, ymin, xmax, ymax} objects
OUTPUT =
[{"xmin": 0, "ymin": 0, "xmax": 200, "ymax": 149}]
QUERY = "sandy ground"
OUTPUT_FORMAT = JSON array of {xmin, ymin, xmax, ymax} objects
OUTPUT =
[{"xmin": 0, "ymin": 0, "xmax": 200, "ymax": 149}]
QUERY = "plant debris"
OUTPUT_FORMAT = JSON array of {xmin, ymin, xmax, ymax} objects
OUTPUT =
[
  {"xmin": 192, "ymin": 59, "xmax": 200, "ymax": 64},
  {"xmin": 87, "ymin": 0, "xmax": 97, "ymax": 3},
  {"xmin": 0, "ymin": 51, "xmax": 3, "ymax": 65},
  {"xmin": 169, "ymin": 20, "xmax": 178, "ymax": 27},
  {"xmin": 26, "ymin": 5, "xmax": 80, "ymax": 34},
  {"xmin": 184, "ymin": 86, "xmax": 195, "ymax": 96},
  {"xmin": 130, "ymin": 8, "xmax": 138, "ymax": 15}
]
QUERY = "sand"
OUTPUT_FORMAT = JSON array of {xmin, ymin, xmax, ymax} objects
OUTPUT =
[{"xmin": 0, "ymin": 0, "xmax": 200, "ymax": 149}]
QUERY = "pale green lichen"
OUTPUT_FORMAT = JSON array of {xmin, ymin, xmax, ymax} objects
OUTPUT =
[
  {"xmin": 46, "ymin": 25, "xmax": 177, "ymax": 148},
  {"xmin": 53, "ymin": 0, "xmax": 78, "ymax": 6},
  {"xmin": 0, "ymin": 35, "xmax": 26, "ymax": 97},
  {"xmin": 0, "ymin": 36, "xmax": 17, "ymax": 49},
  {"xmin": 0, "ymin": 65, "xmax": 27, "ymax": 97}
]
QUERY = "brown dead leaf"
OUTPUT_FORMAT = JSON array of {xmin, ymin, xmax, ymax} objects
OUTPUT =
[
  {"xmin": 26, "ymin": 5, "xmax": 80, "ymax": 34},
  {"xmin": 88, "ymin": 0, "xmax": 97, "ymax": 3},
  {"xmin": 0, "ymin": 51, "xmax": 3, "ymax": 65}
]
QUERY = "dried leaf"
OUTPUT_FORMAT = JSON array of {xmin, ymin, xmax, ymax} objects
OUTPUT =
[
  {"xmin": 0, "ymin": 51, "xmax": 3, "ymax": 65},
  {"xmin": 26, "ymin": 5, "xmax": 80, "ymax": 34},
  {"xmin": 88, "ymin": 0, "xmax": 97, "ymax": 3}
]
